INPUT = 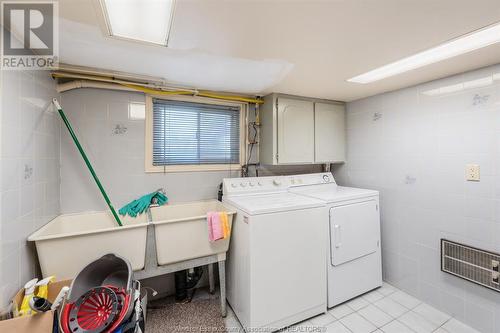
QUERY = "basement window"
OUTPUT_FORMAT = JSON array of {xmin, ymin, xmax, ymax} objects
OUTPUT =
[{"xmin": 145, "ymin": 96, "xmax": 246, "ymax": 172}]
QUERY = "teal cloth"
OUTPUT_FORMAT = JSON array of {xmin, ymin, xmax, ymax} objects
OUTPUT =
[{"xmin": 119, "ymin": 191, "xmax": 168, "ymax": 217}]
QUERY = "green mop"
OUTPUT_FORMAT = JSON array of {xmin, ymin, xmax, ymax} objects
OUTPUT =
[
  {"xmin": 52, "ymin": 98, "xmax": 123, "ymax": 227},
  {"xmin": 119, "ymin": 191, "xmax": 168, "ymax": 217}
]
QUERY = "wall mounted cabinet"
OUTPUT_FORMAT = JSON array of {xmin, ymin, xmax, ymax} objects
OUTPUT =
[
  {"xmin": 276, "ymin": 97, "xmax": 315, "ymax": 164},
  {"xmin": 260, "ymin": 94, "xmax": 345, "ymax": 165},
  {"xmin": 314, "ymin": 102, "xmax": 345, "ymax": 163}
]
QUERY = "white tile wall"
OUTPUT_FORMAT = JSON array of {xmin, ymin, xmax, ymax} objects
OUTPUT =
[
  {"xmin": 338, "ymin": 64, "xmax": 500, "ymax": 333},
  {"xmin": 0, "ymin": 70, "xmax": 60, "ymax": 309}
]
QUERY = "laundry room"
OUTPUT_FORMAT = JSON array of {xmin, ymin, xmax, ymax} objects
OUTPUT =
[{"xmin": 0, "ymin": 1, "xmax": 499, "ymax": 333}]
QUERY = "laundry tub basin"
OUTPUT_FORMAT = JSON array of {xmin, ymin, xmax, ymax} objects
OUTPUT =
[
  {"xmin": 150, "ymin": 200, "xmax": 235, "ymax": 266},
  {"xmin": 28, "ymin": 211, "xmax": 148, "ymax": 279}
]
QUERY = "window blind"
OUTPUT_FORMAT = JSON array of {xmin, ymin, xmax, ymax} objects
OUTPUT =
[{"xmin": 153, "ymin": 99, "xmax": 241, "ymax": 166}]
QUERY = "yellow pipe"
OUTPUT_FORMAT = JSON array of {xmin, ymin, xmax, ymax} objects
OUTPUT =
[
  {"xmin": 52, "ymin": 72, "xmax": 158, "ymax": 89},
  {"xmin": 120, "ymin": 83, "xmax": 193, "ymax": 96},
  {"xmin": 52, "ymin": 72, "xmax": 263, "ymax": 104},
  {"xmin": 120, "ymin": 83, "xmax": 263, "ymax": 104},
  {"xmin": 197, "ymin": 91, "xmax": 263, "ymax": 104}
]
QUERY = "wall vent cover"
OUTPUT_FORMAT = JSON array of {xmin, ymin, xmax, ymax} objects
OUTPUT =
[{"xmin": 441, "ymin": 239, "xmax": 499, "ymax": 292}]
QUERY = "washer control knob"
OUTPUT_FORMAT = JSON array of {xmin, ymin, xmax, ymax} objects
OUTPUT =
[
  {"xmin": 323, "ymin": 175, "xmax": 330, "ymax": 183},
  {"xmin": 240, "ymin": 182, "xmax": 247, "ymax": 187},
  {"xmin": 273, "ymin": 179, "xmax": 281, "ymax": 186},
  {"xmin": 257, "ymin": 181, "xmax": 263, "ymax": 186},
  {"xmin": 231, "ymin": 183, "xmax": 237, "ymax": 188},
  {"xmin": 249, "ymin": 182, "xmax": 255, "ymax": 187}
]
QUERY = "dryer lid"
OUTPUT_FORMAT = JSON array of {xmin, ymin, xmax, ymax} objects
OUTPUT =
[
  {"xmin": 224, "ymin": 192, "xmax": 324, "ymax": 215},
  {"xmin": 290, "ymin": 184, "xmax": 378, "ymax": 203}
]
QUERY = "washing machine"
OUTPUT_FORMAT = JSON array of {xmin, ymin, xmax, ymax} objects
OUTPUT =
[
  {"xmin": 223, "ymin": 175, "xmax": 327, "ymax": 332},
  {"xmin": 288, "ymin": 173, "xmax": 382, "ymax": 308}
]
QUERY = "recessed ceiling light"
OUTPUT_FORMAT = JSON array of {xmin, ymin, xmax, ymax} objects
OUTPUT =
[
  {"xmin": 100, "ymin": 0, "xmax": 175, "ymax": 46},
  {"xmin": 348, "ymin": 22, "xmax": 500, "ymax": 84}
]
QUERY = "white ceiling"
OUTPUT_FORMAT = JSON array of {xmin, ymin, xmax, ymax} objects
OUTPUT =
[{"xmin": 59, "ymin": 0, "xmax": 500, "ymax": 101}]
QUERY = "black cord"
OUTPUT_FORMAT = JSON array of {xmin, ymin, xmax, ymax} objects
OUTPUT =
[
  {"xmin": 243, "ymin": 104, "xmax": 261, "ymax": 177},
  {"xmin": 247, "ymin": 123, "xmax": 258, "ymax": 162},
  {"xmin": 244, "ymin": 122, "xmax": 259, "ymax": 177}
]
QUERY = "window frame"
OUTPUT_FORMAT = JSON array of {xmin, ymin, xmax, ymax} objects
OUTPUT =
[{"xmin": 145, "ymin": 94, "xmax": 247, "ymax": 173}]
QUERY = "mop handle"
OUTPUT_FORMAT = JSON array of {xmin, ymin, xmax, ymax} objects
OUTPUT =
[{"xmin": 52, "ymin": 98, "xmax": 123, "ymax": 227}]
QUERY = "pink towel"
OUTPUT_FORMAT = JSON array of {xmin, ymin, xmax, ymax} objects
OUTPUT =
[
  {"xmin": 207, "ymin": 212, "xmax": 224, "ymax": 242},
  {"xmin": 207, "ymin": 212, "xmax": 214, "ymax": 241}
]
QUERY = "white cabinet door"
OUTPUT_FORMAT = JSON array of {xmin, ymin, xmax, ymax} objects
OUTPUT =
[
  {"xmin": 315, "ymin": 103, "xmax": 345, "ymax": 163},
  {"xmin": 277, "ymin": 98, "xmax": 314, "ymax": 164}
]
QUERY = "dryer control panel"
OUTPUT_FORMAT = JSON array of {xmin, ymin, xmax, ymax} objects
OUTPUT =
[
  {"xmin": 223, "ymin": 173, "xmax": 337, "ymax": 196},
  {"xmin": 287, "ymin": 172, "xmax": 336, "ymax": 187}
]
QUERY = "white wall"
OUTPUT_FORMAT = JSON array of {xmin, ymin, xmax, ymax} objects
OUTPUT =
[
  {"xmin": 338, "ymin": 64, "xmax": 500, "ymax": 333},
  {"xmin": 0, "ymin": 70, "xmax": 60, "ymax": 309}
]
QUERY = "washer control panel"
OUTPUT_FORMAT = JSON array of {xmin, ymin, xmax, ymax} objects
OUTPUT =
[{"xmin": 223, "ymin": 176, "xmax": 290, "ymax": 195}]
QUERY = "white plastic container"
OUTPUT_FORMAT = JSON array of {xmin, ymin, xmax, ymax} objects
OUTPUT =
[
  {"xmin": 28, "ymin": 211, "xmax": 148, "ymax": 279},
  {"xmin": 151, "ymin": 200, "xmax": 235, "ymax": 266}
]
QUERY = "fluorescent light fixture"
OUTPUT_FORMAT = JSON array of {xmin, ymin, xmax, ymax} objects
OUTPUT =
[
  {"xmin": 423, "ymin": 83, "xmax": 464, "ymax": 96},
  {"xmin": 100, "ymin": 0, "xmax": 175, "ymax": 46},
  {"xmin": 422, "ymin": 72, "xmax": 499, "ymax": 96},
  {"xmin": 463, "ymin": 77, "xmax": 493, "ymax": 89},
  {"xmin": 348, "ymin": 22, "xmax": 500, "ymax": 84}
]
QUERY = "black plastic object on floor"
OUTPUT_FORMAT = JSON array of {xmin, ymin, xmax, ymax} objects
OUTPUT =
[
  {"xmin": 59, "ymin": 253, "xmax": 145, "ymax": 333},
  {"xmin": 174, "ymin": 267, "xmax": 204, "ymax": 302}
]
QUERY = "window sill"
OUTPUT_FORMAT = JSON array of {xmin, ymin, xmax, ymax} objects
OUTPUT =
[{"xmin": 145, "ymin": 164, "xmax": 242, "ymax": 173}]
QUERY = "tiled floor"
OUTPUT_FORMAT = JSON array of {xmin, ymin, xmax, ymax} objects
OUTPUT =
[{"xmin": 224, "ymin": 282, "xmax": 481, "ymax": 333}]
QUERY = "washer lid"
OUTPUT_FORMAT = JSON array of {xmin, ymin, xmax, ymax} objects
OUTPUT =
[
  {"xmin": 224, "ymin": 192, "xmax": 324, "ymax": 215},
  {"xmin": 290, "ymin": 183, "xmax": 378, "ymax": 203}
]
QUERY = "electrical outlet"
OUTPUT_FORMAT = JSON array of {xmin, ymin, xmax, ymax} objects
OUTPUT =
[{"xmin": 465, "ymin": 164, "xmax": 480, "ymax": 181}]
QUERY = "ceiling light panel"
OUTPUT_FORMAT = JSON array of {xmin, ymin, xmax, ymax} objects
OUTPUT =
[
  {"xmin": 101, "ymin": 0, "xmax": 175, "ymax": 46},
  {"xmin": 348, "ymin": 22, "xmax": 500, "ymax": 84},
  {"xmin": 422, "ymin": 71, "xmax": 500, "ymax": 96}
]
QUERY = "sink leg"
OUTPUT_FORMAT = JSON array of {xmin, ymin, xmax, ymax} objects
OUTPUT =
[
  {"xmin": 218, "ymin": 261, "xmax": 227, "ymax": 317},
  {"xmin": 208, "ymin": 263, "xmax": 215, "ymax": 294}
]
